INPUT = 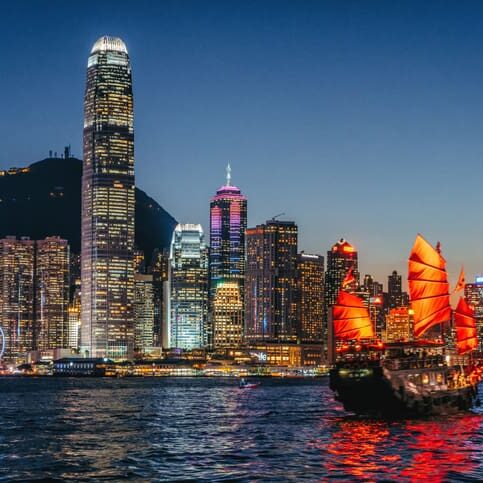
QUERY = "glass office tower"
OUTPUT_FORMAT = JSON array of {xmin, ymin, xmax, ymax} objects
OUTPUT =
[{"xmin": 81, "ymin": 36, "xmax": 135, "ymax": 359}]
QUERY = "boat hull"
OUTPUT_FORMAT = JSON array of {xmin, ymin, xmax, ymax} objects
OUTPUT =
[{"xmin": 329, "ymin": 365, "xmax": 478, "ymax": 417}]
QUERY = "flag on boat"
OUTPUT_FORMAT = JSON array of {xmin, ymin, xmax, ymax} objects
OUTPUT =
[{"xmin": 452, "ymin": 266, "xmax": 466, "ymax": 294}]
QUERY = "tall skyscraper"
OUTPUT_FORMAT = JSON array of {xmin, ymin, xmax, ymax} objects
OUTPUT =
[
  {"xmin": 325, "ymin": 239, "xmax": 359, "ymax": 308},
  {"xmin": 245, "ymin": 219, "xmax": 298, "ymax": 341},
  {"xmin": 209, "ymin": 165, "xmax": 247, "ymax": 342},
  {"xmin": 81, "ymin": 36, "xmax": 135, "ymax": 359},
  {"xmin": 387, "ymin": 270, "xmax": 403, "ymax": 309},
  {"xmin": 36, "ymin": 237, "xmax": 70, "ymax": 351},
  {"xmin": 168, "ymin": 224, "xmax": 208, "ymax": 350},
  {"xmin": 0, "ymin": 237, "xmax": 35, "ymax": 360},
  {"xmin": 212, "ymin": 281, "xmax": 244, "ymax": 349},
  {"xmin": 297, "ymin": 252, "xmax": 325, "ymax": 342},
  {"xmin": 149, "ymin": 249, "xmax": 170, "ymax": 348}
]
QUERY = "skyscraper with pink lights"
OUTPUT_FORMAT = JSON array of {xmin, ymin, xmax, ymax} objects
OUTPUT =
[{"xmin": 209, "ymin": 165, "xmax": 247, "ymax": 345}]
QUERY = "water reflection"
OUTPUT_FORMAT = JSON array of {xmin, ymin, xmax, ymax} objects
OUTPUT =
[
  {"xmin": 324, "ymin": 413, "xmax": 482, "ymax": 482},
  {"xmin": 401, "ymin": 415, "xmax": 482, "ymax": 482}
]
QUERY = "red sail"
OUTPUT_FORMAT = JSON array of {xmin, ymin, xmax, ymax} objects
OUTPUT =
[
  {"xmin": 333, "ymin": 290, "xmax": 374, "ymax": 340},
  {"xmin": 454, "ymin": 297, "xmax": 478, "ymax": 355},
  {"xmin": 408, "ymin": 235, "xmax": 451, "ymax": 337}
]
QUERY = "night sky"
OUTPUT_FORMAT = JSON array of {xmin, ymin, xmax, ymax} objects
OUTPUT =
[{"xmin": 2, "ymin": 0, "xmax": 483, "ymax": 286}]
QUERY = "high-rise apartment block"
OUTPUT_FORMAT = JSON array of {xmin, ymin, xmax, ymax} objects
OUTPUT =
[
  {"xmin": 81, "ymin": 36, "xmax": 135, "ymax": 360},
  {"xmin": 0, "ymin": 237, "xmax": 35, "ymax": 360},
  {"xmin": 464, "ymin": 277, "xmax": 483, "ymax": 352},
  {"xmin": 297, "ymin": 252, "xmax": 324, "ymax": 342},
  {"xmin": 245, "ymin": 219, "xmax": 298, "ymax": 341},
  {"xmin": 134, "ymin": 274, "xmax": 155, "ymax": 355},
  {"xmin": 35, "ymin": 237, "xmax": 70, "ymax": 351},
  {"xmin": 0, "ymin": 236, "xmax": 70, "ymax": 360}
]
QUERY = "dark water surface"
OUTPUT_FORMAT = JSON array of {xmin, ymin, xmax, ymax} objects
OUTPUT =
[{"xmin": 0, "ymin": 377, "xmax": 481, "ymax": 482}]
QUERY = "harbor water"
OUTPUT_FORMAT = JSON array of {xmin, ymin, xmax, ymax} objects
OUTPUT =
[{"xmin": 0, "ymin": 377, "xmax": 481, "ymax": 482}]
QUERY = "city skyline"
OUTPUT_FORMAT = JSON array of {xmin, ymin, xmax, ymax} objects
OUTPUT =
[{"xmin": 3, "ymin": 1, "xmax": 483, "ymax": 285}]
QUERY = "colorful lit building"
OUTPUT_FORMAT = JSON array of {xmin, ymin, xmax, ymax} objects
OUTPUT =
[
  {"xmin": 209, "ymin": 164, "xmax": 247, "ymax": 345},
  {"xmin": 168, "ymin": 224, "xmax": 208, "ymax": 350},
  {"xmin": 212, "ymin": 281, "xmax": 244, "ymax": 349},
  {"xmin": 81, "ymin": 36, "xmax": 135, "ymax": 359},
  {"xmin": 245, "ymin": 219, "xmax": 298, "ymax": 341},
  {"xmin": 296, "ymin": 252, "xmax": 324, "ymax": 342}
]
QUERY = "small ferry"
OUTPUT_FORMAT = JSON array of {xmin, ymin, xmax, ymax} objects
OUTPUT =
[{"xmin": 239, "ymin": 378, "xmax": 260, "ymax": 389}]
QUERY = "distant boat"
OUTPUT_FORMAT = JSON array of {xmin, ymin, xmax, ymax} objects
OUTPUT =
[
  {"xmin": 239, "ymin": 378, "xmax": 259, "ymax": 389},
  {"xmin": 329, "ymin": 234, "xmax": 482, "ymax": 417}
]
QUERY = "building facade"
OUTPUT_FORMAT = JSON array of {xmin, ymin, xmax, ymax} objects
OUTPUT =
[
  {"xmin": 0, "ymin": 237, "xmax": 70, "ymax": 360},
  {"xmin": 168, "ymin": 224, "xmax": 208, "ymax": 350},
  {"xmin": 384, "ymin": 307, "xmax": 413, "ymax": 343},
  {"xmin": 245, "ymin": 220, "xmax": 298, "ymax": 341},
  {"xmin": 209, "ymin": 165, "xmax": 247, "ymax": 344},
  {"xmin": 297, "ymin": 252, "xmax": 324, "ymax": 342},
  {"xmin": 464, "ymin": 278, "xmax": 483, "ymax": 352},
  {"xmin": 134, "ymin": 274, "xmax": 155, "ymax": 356},
  {"xmin": 35, "ymin": 237, "xmax": 70, "ymax": 351},
  {"xmin": 81, "ymin": 36, "xmax": 135, "ymax": 359},
  {"xmin": 0, "ymin": 237, "xmax": 35, "ymax": 360},
  {"xmin": 212, "ymin": 281, "xmax": 244, "ymax": 349},
  {"xmin": 387, "ymin": 270, "xmax": 403, "ymax": 310}
]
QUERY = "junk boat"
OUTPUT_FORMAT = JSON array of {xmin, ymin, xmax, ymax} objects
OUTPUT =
[{"xmin": 329, "ymin": 234, "xmax": 482, "ymax": 417}]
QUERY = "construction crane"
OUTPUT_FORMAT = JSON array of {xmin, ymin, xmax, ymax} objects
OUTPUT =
[{"xmin": 271, "ymin": 212, "xmax": 285, "ymax": 221}]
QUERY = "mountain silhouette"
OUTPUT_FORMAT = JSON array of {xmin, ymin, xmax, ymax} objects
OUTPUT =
[{"xmin": 0, "ymin": 156, "xmax": 177, "ymax": 263}]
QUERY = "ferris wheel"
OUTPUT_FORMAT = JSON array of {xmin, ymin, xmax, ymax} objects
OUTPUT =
[{"xmin": 0, "ymin": 326, "xmax": 5, "ymax": 360}]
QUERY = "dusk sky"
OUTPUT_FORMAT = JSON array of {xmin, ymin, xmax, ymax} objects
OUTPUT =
[{"xmin": 2, "ymin": 0, "xmax": 483, "ymax": 285}]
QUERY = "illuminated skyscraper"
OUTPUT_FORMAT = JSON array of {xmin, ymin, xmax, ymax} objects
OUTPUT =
[
  {"xmin": 325, "ymin": 239, "xmax": 359, "ymax": 308},
  {"xmin": 387, "ymin": 270, "xmax": 403, "ymax": 309},
  {"xmin": 296, "ymin": 252, "xmax": 324, "ymax": 342},
  {"xmin": 213, "ymin": 281, "xmax": 244, "ymax": 349},
  {"xmin": 245, "ymin": 219, "xmax": 298, "ymax": 341},
  {"xmin": 0, "ymin": 237, "xmax": 35, "ymax": 360},
  {"xmin": 168, "ymin": 224, "xmax": 208, "ymax": 350},
  {"xmin": 209, "ymin": 164, "xmax": 247, "ymax": 343},
  {"xmin": 81, "ymin": 36, "xmax": 135, "ymax": 359},
  {"xmin": 36, "ymin": 237, "xmax": 70, "ymax": 351}
]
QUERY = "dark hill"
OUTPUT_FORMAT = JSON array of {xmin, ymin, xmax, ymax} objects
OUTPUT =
[{"xmin": 0, "ymin": 157, "xmax": 177, "ymax": 263}]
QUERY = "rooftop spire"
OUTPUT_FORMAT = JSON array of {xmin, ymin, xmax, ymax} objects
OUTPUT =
[{"xmin": 226, "ymin": 162, "xmax": 232, "ymax": 186}]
